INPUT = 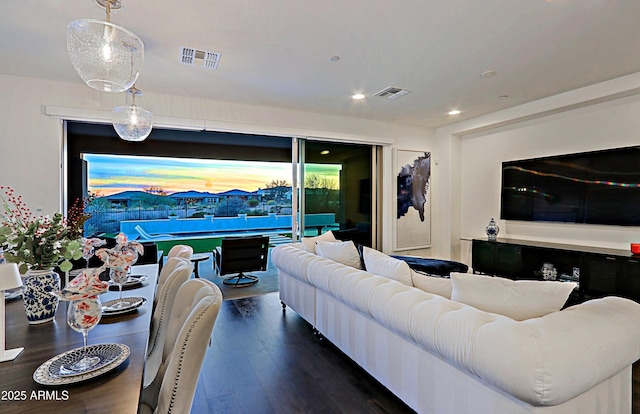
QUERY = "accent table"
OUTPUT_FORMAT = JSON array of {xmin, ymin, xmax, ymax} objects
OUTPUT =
[
  {"xmin": 0, "ymin": 264, "xmax": 158, "ymax": 414},
  {"xmin": 189, "ymin": 253, "xmax": 209, "ymax": 278}
]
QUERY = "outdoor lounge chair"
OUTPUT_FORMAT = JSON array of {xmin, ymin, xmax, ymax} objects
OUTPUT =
[
  {"xmin": 135, "ymin": 225, "xmax": 172, "ymax": 240},
  {"xmin": 212, "ymin": 235, "xmax": 269, "ymax": 287}
]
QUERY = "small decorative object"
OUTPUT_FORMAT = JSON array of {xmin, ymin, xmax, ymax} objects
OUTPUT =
[
  {"xmin": 631, "ymin": 243, "xmax": 640, "ymax": 255},
  {"xmin": 53, "ymin": 267, "xmax": 108, "ymax": 373},
  {"xmin": 0, "ymin": 263, "xmax": 24, "ymax": 362},
  {"xmin": 541, "ymin": 262, "xmax": 557, "ymax": 281},
  {"xmin": 95, "ymin": 233, "xmax": 143, "ymax": 309},
  {"xmin": 81, "ymin": 237, "xmax": 107, "ymax": 268},
  {"xmin": 0, "ymin": 187, "xmax": 86, "ymax": 323},
  {"xmin": 485, "ymin": 218, "xmax": 499, "ymax": 241}
]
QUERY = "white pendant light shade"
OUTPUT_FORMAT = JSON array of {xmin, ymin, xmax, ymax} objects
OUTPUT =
[
  {"xmin": 112, "ymin": 105, "xmax": 153, "ymax": 142},
  {"xmin": 67, "ymin": 18, "xmax": 144, "ymax": 93}
]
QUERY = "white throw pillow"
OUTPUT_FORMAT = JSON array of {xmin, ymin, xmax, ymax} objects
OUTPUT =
[
  {"xmin": 362, "ymin": 247, "xmax": 413, "ymax": 286},
  {"xmin": 411, "ymin": 270, "xmax": 452, "ymax": 299},
  {"xmin": 301, "ymin": 231, "xmax": 337, "ymax": 254},
  {"xmin": 450, "ymin": 272, "xmax": 577, "ymax": 321},
  {"xmin": 315, "ymin": 240, "xmax": 362, "ymax": 269}
]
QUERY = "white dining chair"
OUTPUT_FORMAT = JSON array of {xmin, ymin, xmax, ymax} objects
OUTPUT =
[
  {"xmin": 143, "ymin": 259, "xmax": 193, "ymax": 388},
  {"xmin": 166, "ymin": 244, "xmax": 193, "ymax": 260},
  {"xmin": 154, "ymin": 256, "xmax": 191, "ymax": 307},
  {"xmin": 139, "ymin": 279, "xmax": 222, "ymax": 414}
]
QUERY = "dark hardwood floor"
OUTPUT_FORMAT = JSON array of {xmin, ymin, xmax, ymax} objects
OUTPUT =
[
  {"xmin": 192, "ymin": 291, "xmax": 640, "ymax": 414},
  {"xmin": 192, "ymin": 292, "xmax": 414, "ymax": 414}
]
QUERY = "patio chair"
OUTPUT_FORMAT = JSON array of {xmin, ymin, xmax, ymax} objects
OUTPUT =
[{"xmin": 213, "ymin": 235, "xmax": 269, "ymax": 287}]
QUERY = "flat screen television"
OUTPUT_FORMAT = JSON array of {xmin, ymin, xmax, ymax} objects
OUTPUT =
[{"xmin": 500, "ymin": 146, "xmax": 640, "ymax": 226}]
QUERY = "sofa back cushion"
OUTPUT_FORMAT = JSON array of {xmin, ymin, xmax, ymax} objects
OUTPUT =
[
  {"xmin": 316, "ymin": 240, "xmax": 362, "ymax": 269},
  {"xmin": 411, "ymin": 271, "xmax": 452, "ymax": 299},
  {"xmin": 450, "ymin": 272, "xmax": 576, "ymax": 321},
  {"xmin": 301, "ymin": 230, "xmax": 337, "ymax": 254},
  {"xmin": 361, "ymin": 247, "xmax": 413, "ymax": 286}
]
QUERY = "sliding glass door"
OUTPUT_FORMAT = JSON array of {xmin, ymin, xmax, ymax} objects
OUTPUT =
[
  {"xmin": 296, "ymin": 139, "xmax": 376, "ymax": 247},
  {"xmin": 65, "ymin": 122, "xmax": 378, "ymax": 248}
]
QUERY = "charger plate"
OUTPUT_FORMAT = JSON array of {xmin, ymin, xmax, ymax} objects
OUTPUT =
[
  {"xmin": 34, "ymin": 343, "xmax": 130, "ymax": 386},
  {"xmin": 102, "ymin": 297, "xmax": 146, "ymax": 315}
]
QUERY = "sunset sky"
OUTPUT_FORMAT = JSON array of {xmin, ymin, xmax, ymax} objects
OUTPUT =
[{"xmin": 84, "ymin": 154, "xmax": 341, "ymax": 196}]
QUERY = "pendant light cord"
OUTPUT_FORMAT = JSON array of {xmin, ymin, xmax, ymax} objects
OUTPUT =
[{"xmin": 105, "ymin": 0, "xmax": 112, "ymax": 23}]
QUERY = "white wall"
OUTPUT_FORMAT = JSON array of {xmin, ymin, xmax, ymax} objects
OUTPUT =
[
  {"xmin": 0, "ymin": 74, "xmax": 435, "ymax": 255},
  {"xmin": 435, "ymin": 72, "xmax": 640, "ymax": 263},
  {"xmin": 12, "ymin": 70, "xmax": 638, "ymax": 264}
]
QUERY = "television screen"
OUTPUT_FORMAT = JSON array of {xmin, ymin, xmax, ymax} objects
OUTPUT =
[{"xmin": 500, "ymin": 146, "xmax": 640, "ymax": 226}]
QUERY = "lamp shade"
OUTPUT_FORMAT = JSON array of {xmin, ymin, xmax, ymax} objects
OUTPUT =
[
  {"xmin": 112, "ymin": 105, "xmax": 153, "ymax": 142},
  {"xmin": 0, "ymin": 263, "xmax": 22, "ymax": 291},
  {"xmin": 67, "ymin": 19, "xmax": 144, "ymax": 93}
]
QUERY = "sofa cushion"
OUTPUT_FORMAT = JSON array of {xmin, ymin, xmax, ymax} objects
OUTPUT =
[
  {"xmin": 301, "ymin": 230, "xmax": 337, "ymax": 254},
  {"xmin": 316, "ymin": 240, "xmax": 362, "ymax": 269},
  {"xmin": 450, "ymin": 272, "xmax": 577, "ymax": 321},
  {"xmin": 392, "ymin": 255, "xmax": 469, "ymax": 276},
  {"xmin": 362, "ymin": 247, "xmax": 413, "ymax": 286},
  {"xmin": 411, "ymin": 271, "xmax": 452, "ymax": 299}
]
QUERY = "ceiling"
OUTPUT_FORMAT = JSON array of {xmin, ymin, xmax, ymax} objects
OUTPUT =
[{"xmin": 2, "ymin": 1, "xmax": 640, "ymax": 128}]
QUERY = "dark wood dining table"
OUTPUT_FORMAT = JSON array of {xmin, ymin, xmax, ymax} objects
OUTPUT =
[{"xmin": 0, "ymin": 264, "xmax": 159, "ymax": 414}]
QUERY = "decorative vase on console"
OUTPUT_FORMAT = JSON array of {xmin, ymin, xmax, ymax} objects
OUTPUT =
[
  {"xmin": 486, "ymin": 218, "xmax": 499, "ymax": 241},
  {"xmin": 22, "ymin": 268, "xmax": 61, "ymax": 324}
]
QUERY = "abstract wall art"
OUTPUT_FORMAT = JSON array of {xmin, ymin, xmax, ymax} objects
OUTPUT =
[{"xmin": 394, "ymin": 150, "xmax": 431, "ymax": 250}]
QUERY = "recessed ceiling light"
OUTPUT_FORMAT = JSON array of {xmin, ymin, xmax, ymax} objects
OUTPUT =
[
  {"xmin": 330, "ymin": 56, "xmax": 340, "ymax": 62},
  {"xmin": 320, "ymin": 150, "xmax": 330, "ymax": 155},
  {"xmin": 499, "ymin": 94, "xmax": 509, "ymax": 99},
  {"xmin": 448, "ymin": 109, "xmax": 461, "ymax": 116},
  {"xmin": 481, "ymin": 70, "xmax": 496, "ymax": 78},
  {"xmin": 352, "ymin": 93, "xmax": 365, "ymax": 100}
]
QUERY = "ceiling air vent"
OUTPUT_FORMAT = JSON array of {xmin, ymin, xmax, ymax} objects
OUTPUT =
[
  {"xmin": 180, "ymin": 47, "xmax": 221, "ymax": 70},
  {"xmin": 374, "ymin": 86, "xmax": 411, "ymax": 100}
]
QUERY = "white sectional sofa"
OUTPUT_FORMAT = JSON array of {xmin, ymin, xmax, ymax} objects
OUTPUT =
[{"xmin": 272, "ymin": 242, "xmax": 640, "ymax": 414}]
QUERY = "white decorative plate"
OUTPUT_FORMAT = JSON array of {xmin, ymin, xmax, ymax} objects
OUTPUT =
[
  {"xmin": 33, "ymin": 343, "xmax": 130, "ymax": 386},
  {"xmin": 102, "ymin": 297, "xmax": 147, "ymax": 315}
]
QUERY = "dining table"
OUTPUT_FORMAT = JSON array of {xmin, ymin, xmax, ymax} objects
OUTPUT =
[{"xmin": 0, "ymin": 263, "xmax": 159, "ymax": 414}]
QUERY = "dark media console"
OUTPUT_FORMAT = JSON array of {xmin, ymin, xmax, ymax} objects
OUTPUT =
[{"xmin": 472, "ymin": 238, "xmax": 640, "ymax": 304}]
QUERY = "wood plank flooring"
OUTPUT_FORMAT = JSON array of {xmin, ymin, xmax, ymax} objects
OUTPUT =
[{"xmin": 192, "ymin": 291, "xmax": 640, "ymax": 414}]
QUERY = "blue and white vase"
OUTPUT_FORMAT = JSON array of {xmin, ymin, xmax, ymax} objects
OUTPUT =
[
  {"xmin": 22, "ymin": 269, "xmax": 60, "ymax": 324},
  {"xmin": 486, "ymin": 218, "xmax": 500, "ymax": 241}
]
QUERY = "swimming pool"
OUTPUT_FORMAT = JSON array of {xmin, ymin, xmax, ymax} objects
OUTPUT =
[{"xmin": 120, "ymin": 213, "xmax": 337, "ymax": 241}]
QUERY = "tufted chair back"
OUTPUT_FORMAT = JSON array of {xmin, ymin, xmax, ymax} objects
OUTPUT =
[
  {"xmin": 143, "ymin": 259, "xmax": 193, "ymax": 388},
  {"xmin": 155, "ymin": 257, "xmax": 191, "ymax": 306},
  {"xmin": 167, "ymin": 244, "xmax": 193, "ymax": 260},
  {"xmin": 140, "ymin": 279, "xmax": 222, "ymax": 414}
]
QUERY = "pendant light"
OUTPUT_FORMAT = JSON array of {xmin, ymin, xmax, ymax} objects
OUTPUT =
[
  {"xmin": 112, "ymin": 86, "xmax": 153, "ymax": 142},
  {"xmin": 67, "ymin": 0, "xmax": 144, "ymax": 93}
]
